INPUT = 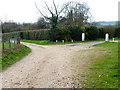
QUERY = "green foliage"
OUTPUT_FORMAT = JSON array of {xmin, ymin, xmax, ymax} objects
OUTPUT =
[
  {"xmin": 103, "ymin": 25, "xmax": 115, "ymax": 38},
  {"xmin": 21, "ymin": 39, "xmax": 105, "ymax": 45},
  {"xmin": 22, "ymin": 40, "xmax": 50, "ymax": 45},
  {"xmin": 49, "ymin": 28, "xmax": 62, "ymax": 41},
  {"xmin": 2, "ymin": 44, "xmax": 31, "ymax": 70},
  {"xmin": 60, "ymin": 27, "xmax": 71, "ymax": 41},
  {"xmin": 49, "ymin": 26, "xmax": 84, "ymax": 41},
  {"xmin": 84, "ymin": 25, "xmax": 99, "ymax": 40},
  {"xmin": 68, "ymin": 25, "xmax": 84, "ymax": 41},
  {"xmin": 98, "ymin": 27, "xmax": 105, "ymax": 38},
  {"xmin": 114, "ymin": 27, "xmax": 120, "ymax": 37},
  {"xmin": 9, "ymin": 25, "xmax": 119, "ymax": 42}
]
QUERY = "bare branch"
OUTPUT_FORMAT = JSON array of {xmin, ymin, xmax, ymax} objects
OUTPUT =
[
  {"xmin": 58, "ymin": 4, "xmax": 69, "ymax": 15},
  {"xmin": 53, "ymin": 0, "xmax": 58, "ymax": 15},
  {"xmin": 44, "ymin": 1, "xmax": 53, "ymax": 15},
  {"xmin": 35, "ymin": 2, "xmax": 50, "ymax": 19}
]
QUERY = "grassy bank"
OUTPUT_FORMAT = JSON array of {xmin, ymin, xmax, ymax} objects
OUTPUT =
[
  {"xmin": 74, "ymin": 42, "xmax": 118, "ymax": 88},
  {"xmin": 1, "ymin": 44, "xmax": 31, "ymax": 71},
  {"xmin": 21, "ymin": 39, "xmax": 105, "ymax": 45}
]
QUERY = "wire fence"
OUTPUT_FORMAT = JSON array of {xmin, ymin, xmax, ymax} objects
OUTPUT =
[{"xmin": 2, "ymin": 33, "xmax": 21, "ymax": 51}]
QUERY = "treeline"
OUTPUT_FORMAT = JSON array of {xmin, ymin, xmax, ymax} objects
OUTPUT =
[
  {"xmin": 1, "ymin": 20, "xmax": 49, "ymax": 33},
  {"xmin": 5, "ymin": 25, "xmax": 119, "ymax": 42}
]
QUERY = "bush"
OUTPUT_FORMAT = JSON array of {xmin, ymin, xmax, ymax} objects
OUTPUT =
[
  {"xmin": 114, "ymin": 27, "xmax": 120, "ymax": 38},
  {"xmin": 98, "ymin": 27, "xmax": 105, "ymax": 38},
  {"xmin": 84, "ymin": 25, "xmax": 99, "ymax": 40},
  {"xmin": 68, "ymin": 26, "xmax": 84, "ymax": 41},
  {"xmin": 49, "ymin": 26, "xmax": 84, "ymax": 41},
  {"xmin": 58, "ymin": 27, "xmax": 71, "ymax": 41},
  {"xmin": 103, "ymin": 25, "xmax": 115, "ymax": 38},
  {"xmin": 49, "ymin": 28, "xmax": 63, "ymax": 41}
]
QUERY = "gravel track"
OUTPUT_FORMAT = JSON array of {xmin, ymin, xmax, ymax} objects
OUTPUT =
[{"xmin": 0, "ymin": 41, "xmax": 104, "ymax": 88}]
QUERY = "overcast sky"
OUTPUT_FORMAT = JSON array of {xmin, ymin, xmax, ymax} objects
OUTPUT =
[{"xmin": 0, "ymin": 0, "xmax": 119, "ymax": 23}]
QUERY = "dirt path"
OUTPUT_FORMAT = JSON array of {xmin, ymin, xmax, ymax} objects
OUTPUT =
[{"xmin": 1, "ymin": 41, "xmax": 104, "ymax": 88}]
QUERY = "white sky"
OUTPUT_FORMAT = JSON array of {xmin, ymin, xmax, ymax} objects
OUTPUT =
[{"xmin": 0, "ymin": 0, "xmax": 119, "ymax": 23}]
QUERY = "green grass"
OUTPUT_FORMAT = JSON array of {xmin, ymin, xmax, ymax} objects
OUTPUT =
[
  {"xmin": 1, "ymin": 44, "xmax": 31, "ymax": 71},
  {"xmin": 109, "ymin": 37, "xmax": 119, "ymax": 40},
  {"xmin": 81, "ymin": 42, "xmax": 118, "ymax": 88},
  {"xmin": 0, "ymin": 42, "xmax": 15, "ymax": 49},
  {"xmin": 21, "ymin": 39, "xmax": 105, "ymax": 45}
]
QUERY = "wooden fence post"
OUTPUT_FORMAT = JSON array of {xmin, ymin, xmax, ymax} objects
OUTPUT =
[
  {"xmin": 2, "ymin": 40, "xmax": 4, "ymax": 50},
  {"xmin": 9, "ymin": 38, "xmax": 11, "ymax": 48}
]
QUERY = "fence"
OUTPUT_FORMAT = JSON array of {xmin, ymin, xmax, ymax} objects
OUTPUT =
[{"xmin": 2, "ymin": 33, "xmax": 21, "ymax": 51}]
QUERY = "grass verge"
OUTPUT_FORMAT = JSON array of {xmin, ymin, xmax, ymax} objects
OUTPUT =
[
  {"xmin": 21, "ymin": 39, "xmax": 105, "ymax": 45},
  {"xmin": 73, "ymin": 42, "xmax": 118, "ymax": 88},
  {"xmin": 1, "ymin": 44, "xmax": 31, "ymax": 71}
]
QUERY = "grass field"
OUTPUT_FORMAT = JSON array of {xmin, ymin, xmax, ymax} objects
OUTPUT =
[
  {"xmin": 75, "ymin": 42, "xmax": 118, "ymax": 88},
  {"xmin": 1, "ymin": 44, "xmax": 31, "ymax": 71}
]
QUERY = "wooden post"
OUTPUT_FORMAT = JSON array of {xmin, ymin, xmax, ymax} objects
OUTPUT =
[
  {"xmin": 9, "ymin": 38, "xmax": 11, "ymax": 48},
  {"xmin": 17, "ymin": 37, "xmax": 20, "ymax": 44}
]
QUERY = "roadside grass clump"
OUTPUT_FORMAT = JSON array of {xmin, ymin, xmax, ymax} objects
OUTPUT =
[
  {"xmin": 2, "ymin": 44, "xmax": 31, "ymax": 71},
  {"xmin": 76, "ymin": 42, "xmax": 118, "ymax": 88}
]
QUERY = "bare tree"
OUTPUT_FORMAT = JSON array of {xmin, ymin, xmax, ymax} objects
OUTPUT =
[
  {"xmin": 36, "ymin": 17, "xmax": 49, "ymax": 29},
  {"xmin": 58, "ymin": 1, "xmax": 91, "ymax": 27},
  {"xmin": 35, "ymin": 0, "xmax": 67, "ymax": 29}
]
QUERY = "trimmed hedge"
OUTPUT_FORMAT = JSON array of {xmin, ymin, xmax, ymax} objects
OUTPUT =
[
  {"xmin": 11, "ymin": 30, "xmax": 50, "ymax": 40},
  {"xmin": 8, "ymin": 26, "xmax": 120, "ymax": 42},
  {"xmin": 84, "ymin": 25, "xmax": 99, "ymax": 40},
  {"xmin": 67, "ymin": 26, "xmax": 84, "ymax": 41},
  {"xmin": 114, "ymin": 27, "xmax": 120, "ymax": 37},
  {"xmin": 49, "ymin": 26, "xmax": 84, "ymax": 41}
]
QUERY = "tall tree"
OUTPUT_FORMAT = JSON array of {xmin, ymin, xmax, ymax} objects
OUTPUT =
[
  {"xmin": 58, "ymin": 1, "xmax": 91, "ymax": 27},
  {"xmin": 35, "ymin": 0, "xmax": 66, "ymax": 29},
  {"xmin": 36, "ymin": 17, "xmax": 49, "ymax": 29}
]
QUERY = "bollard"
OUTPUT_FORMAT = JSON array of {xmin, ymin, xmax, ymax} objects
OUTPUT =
[
  {"xmin": 62, "ymin": 40, "xmax": 64, "ymax": 43},
  {"xmin": 113, "ymin": 38, "xmax": 115, "ymax": 42},
  {"xmin": 82, "ymin": 33, "xmax": 85, "ymax": 41},
  {"xmin": 71, "ymin": 40, "xmax": 73, "ymax": 42},
  {"xmin": 105, "ymin": 33, "xmax": 109, "ymax": 42},
  {"xmin": 56, "ymin": 40, "xmax": 58, "ymax": 43}
]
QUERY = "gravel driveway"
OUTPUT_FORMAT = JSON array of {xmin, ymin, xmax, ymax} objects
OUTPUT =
[{"xmin": 0, "ymin": 41, "xmax": 104, "ymax": 88}]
